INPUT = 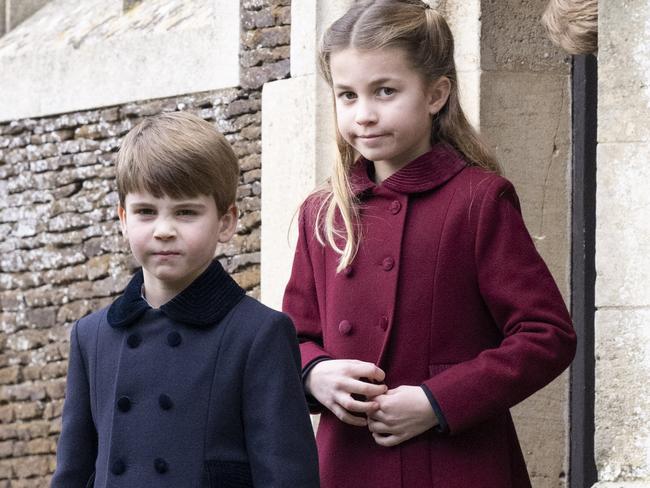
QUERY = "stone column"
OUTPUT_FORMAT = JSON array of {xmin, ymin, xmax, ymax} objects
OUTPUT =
[
  {"xmin": 261, "ymin": 0, "xmax": 353, "ymax": 309},
  {"xmin": 594, "ymin": 2, "xmax": 650, "ymax": 487}
]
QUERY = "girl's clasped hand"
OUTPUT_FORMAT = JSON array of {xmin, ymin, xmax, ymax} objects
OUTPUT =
[{"xmin": 306, "ymin": 360, "xmax": 438, "ymax": 446}]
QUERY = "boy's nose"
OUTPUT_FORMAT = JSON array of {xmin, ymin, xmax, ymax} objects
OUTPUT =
[{"xmin": 153, "ymin": 220, "xmax": 176, "ymax": 240}]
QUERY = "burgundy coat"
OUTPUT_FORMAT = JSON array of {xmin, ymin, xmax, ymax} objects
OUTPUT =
[{"xmin": 282, "ymin": 144, "xmax": 576, "ymax": 488}]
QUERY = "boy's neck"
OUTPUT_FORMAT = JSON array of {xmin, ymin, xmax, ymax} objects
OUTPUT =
[{"xmin": 141, "ymin": 262, "xmax": 211, "ymax": 308}]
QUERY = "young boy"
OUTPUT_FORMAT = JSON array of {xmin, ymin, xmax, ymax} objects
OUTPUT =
[{"xmin": 51, "ymin": 112, "xmax": 319, "ymax": 488}]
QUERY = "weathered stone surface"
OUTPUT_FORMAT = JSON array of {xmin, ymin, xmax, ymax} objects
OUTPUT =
[
  {"xmin": 0, "ymin": 1, "xmax": 284, "ymax": 483},
  {"xmin": 596, "ymin": 143, "xmax": 650, "ymax": 308},
  {"xmin": 595, "ymin": 308, "xmax": 650, "ymax": 482}
]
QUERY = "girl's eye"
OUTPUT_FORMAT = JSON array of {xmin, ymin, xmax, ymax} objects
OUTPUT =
[
  {"xmin": 378, "ymin": 87, "xmax": 395, "ymax": 96},
  {"xmin": 339, "ymin": 91, "xmax": 357, "ymax": 101}
]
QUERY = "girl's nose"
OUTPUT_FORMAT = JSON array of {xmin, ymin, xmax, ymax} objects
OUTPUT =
[
  {"xmin": 354, "ymin": 100, "xmax": 377, "ymax": 125},
  {"xmin": 153, "ymin": 219, "xmax": 176, "ymax": 240}
]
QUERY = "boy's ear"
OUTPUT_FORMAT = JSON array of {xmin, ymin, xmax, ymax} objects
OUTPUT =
[
  {"xmin": 217, "ymin": 204, "xmax": 239, "ymax": 243},
  {"xmin": 427, "ymin": 76, "xmax": 451, "ymax": 116},
  {"xmin": 117, "ymin": 204, "xmax": 128, "ymax": 238}
]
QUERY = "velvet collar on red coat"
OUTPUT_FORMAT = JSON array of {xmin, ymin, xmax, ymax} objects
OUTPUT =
[
  {"xmin": 349, "ymin": 143, "xmax": 468, "ymax": 195},
  {"xmin": 106, "ymin": 259, "xmax": 245, "ymax": 329}
]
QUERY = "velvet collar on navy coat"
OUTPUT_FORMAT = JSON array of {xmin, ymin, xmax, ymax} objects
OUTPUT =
[
  {"xmin": 107, "ymin": 259, "xmax": 245, "ymax": 329},
  {"xmin": 350, "ymin": 143, "xmax": 468, "ymax": 195}
]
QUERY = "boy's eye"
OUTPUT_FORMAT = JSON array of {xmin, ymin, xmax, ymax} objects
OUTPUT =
[
  {"xmin": 177, "ymin": 209, "xmax": 198, "ymax": 216},
  {"xmin": 135, "ymin": 208, "xmax": 155, "ymax": 215},
  {"xmin": 377, "ymin": 87, "xmax": 395, "ymax": 96}
]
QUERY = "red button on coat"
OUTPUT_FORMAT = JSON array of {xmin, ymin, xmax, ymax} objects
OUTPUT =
[
  {"xmin": 338, "ymin": 320, "xmax": 352, "ymax": 335},
  {"xmin": 382, "ymin": 257, "xmax": 395, "ymax": 271},
  {"xmin": 390, "ymin": 201, "xmax": 401, "ymax": 214}
]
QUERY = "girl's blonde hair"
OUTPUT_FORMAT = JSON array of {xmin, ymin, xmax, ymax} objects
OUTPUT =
[
  {"xmin": 541, "ymin": 0, "xmax": 598, "ymax": 55},
  {"xmin": 315, "ymin": 0, "xmax": 499, "ymax": 272}
]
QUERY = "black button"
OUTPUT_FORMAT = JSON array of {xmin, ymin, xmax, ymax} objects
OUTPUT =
[
  {"xmin": 167, "ymin": 331, "xmax": 182, "ymax": 347},
  {"xmin": 154, "ymin": 458, "xmax": 169, "ymax": 474},
  {"xmin": 111, "ymin": 458, "xmax": 126, "ymax": 475},
  {"xmin": 159, "ymin": 394, "xmax": 173, "ymax": 410},
  {"xmin": 343, "ymin": 266, "xmax": 354, "ymax": 277},
  {"xmin": 127, "ymin": 333, "xmax": 141, "ymax": 348},
  {"xmin": 117, "ymin": 396, "xmax": 131, "ymax": 412}
]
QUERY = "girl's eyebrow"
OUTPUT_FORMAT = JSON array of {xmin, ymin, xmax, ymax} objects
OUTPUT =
[{"xmin": 333, "ymin": 77, "xmax": 399, "ymax": 90}]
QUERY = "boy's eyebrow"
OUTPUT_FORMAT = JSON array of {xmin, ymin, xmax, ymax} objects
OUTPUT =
[{"xmin": 126, "ymin": 200, "xmax": 208, "ymax": 208}]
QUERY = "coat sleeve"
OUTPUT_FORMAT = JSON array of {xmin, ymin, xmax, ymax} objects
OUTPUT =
[
  {"xmin": 242, "ymin": 312, "xmax": 320, "ymax": 488},
  {"xmin": 422, "ymin": 177, "xmax": 576, "ymax": 435},
  {"xmin": 282, "ymin": 202, "xmax": 331, "ymax": 369},
  {"xmin": 50, "ymin": 321, "xmax": 97, "ymax": 487}
]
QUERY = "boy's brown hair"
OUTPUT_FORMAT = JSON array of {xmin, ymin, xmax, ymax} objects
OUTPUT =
[
  {"xmin": 116, "ymin": 111, "xmax": 239, "ymax": 214},
  {"xmin": 541, "ymin": 0, "xmax": 598, "ymax": 55}
]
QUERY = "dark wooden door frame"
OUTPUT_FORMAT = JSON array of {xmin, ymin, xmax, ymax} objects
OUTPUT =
[{"xmin": 569, "ymin": 53, "xmax": 598, "ymax": 488}]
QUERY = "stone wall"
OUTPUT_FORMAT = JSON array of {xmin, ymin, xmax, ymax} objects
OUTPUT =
[
  {"xmin": 0, "ymin": 1, "xmax": 290, "ymax": 485},
  {"xmin": 594, "ymin": 1, "xmax": 650, "ymax": 486}
]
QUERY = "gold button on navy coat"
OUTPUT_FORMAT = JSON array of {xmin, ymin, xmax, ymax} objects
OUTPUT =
[{"xmin": 52, "ymin": 260, "xmax": 319, "ymax": 488}]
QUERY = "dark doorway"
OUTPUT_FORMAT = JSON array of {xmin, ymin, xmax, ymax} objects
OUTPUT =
[{"xmin": 569, "ymin": 53, "xmax": 598, "ymax": 488}]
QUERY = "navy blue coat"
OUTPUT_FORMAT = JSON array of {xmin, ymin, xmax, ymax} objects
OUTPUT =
[{"xmin": 51, "ymin": 260, "xmax": 319, "ymax": 488}]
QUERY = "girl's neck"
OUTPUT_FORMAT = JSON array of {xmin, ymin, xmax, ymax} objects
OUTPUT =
[{"xmin": 371, "ymin": 145, "xmax": 432, "ymax": 183}]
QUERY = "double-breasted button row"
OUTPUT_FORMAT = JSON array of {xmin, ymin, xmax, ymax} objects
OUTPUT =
[
  {"xmin": 126, "ymin": 331, "xmax": 183, "ymax": 348},
  {"xmin": 110, "ymin": 458, "xmax": 170, "ymax": 475},
  {"xmin": 116, "ymin": 394, "xmax": 174, "ymax": 412}
]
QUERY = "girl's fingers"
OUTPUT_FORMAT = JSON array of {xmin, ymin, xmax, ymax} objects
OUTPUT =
[
  {"xmin": 355, "ymin": 381, "xmax": 388, "ymax": 398},
  {"xmin": 372, "ymin": 432, "xmax": 402, "ymax": 447},
  {"xmin": 347, "ymin": 361, "xmax": 386, "ymax": 383},
  {"xmin": 336, "ymin": 394, "xmax": 379, "ymax": 414},
  {"xmin": 367, "ymin": 419, "xmax": 392, "ymax": 434},
  {"xmin": 331, "ymin": 403, "xmax": 368, "ymax": 427}
]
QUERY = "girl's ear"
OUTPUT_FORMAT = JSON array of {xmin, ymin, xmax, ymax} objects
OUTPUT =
[
  {"xmin": 217, "ymin": 204, "xmax": 239, "ymax": 243},
  {"xmin": 427, "ymin": 76, "xmax": 451, "ymax": 116},
  {"xmin": 117, "ymin": 204, "xmax": 128, "ymax": 239}
]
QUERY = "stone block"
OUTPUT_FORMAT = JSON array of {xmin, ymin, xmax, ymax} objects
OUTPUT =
[
  {"xmin": 595, "ymin": 143, "xmax": 650, "ymax": 307},
  {"xmin": 595, "ymin": 309, "xmax": 650, "ymax": 482},
  {"xmin": 0, "ymin": 1, "xmax": 5, "ymax": 37},
  {"xmin": 0, "ymin": 1, "xmax": 240, "ymax": 121},
  {"xmin": 290, "ymin": 0, "xmax": 354, "ymax": 77},
  {"xmin": 599, "ymin": 0, "xmax": 650, "ymax": 143},
  {"xmin": 480, "ymin": 70, "xmax": 571, "ymax": 297},
  {"xmin": 6, "ymin": 0, "xmax": 50, "ymax": 30},
  {"xmin": 480, "ymin": 0, "xmax": 570, "ymax": 74},
  {"xmin": 260, "ymin": 74, "xmax": 336, "ymax": 308}
]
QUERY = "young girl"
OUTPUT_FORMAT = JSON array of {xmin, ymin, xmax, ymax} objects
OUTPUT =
[{"xmin": 282, "ymin": 1, "xmax": 577, "ymax": 487}]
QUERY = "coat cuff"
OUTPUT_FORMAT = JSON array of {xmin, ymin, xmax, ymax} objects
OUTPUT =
[
  {"xmin": 420, "ymin": 384, "xmax": 449, "ymax": 434},
  {"xmin": 302, "ymin": 356, "xmax": 332, "ymax": 413}
]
